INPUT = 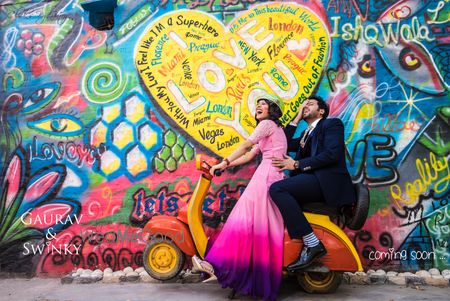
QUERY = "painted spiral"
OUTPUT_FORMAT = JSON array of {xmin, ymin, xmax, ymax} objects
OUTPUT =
[{"xmin": 82, "ymin": 62, "xmax": 127, "ymax": 104}]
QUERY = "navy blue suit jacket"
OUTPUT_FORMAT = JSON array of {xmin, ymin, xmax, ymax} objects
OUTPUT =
[{"xmin": 285, "ymin": 118, "xmax": 356, "ymax": 207}]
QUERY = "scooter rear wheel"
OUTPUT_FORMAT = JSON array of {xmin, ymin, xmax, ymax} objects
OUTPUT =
[
  {"xmin": 297, "ymin": 271, "xmax": 342, "ymax": 293},
  {"xmin": 143, "ymin": 236, "xmax": 185, "ymax": 281}
]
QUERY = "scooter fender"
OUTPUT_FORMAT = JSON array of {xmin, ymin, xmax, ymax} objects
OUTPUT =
[
  {"xmin": 284, "ymin": 213, "xmax": 363, "ymax": 272},
  {"xmin": 143, "ymin": 215, "xmax": 196, "ymax": 257}
]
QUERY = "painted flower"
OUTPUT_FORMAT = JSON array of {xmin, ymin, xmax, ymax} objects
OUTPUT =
[{"xmin": 0, "ymin": 146, "xmax": 81, "ymax": 271}]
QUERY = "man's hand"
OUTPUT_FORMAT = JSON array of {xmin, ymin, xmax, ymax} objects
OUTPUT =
[
  {"xmin": 272, "ymin": 154, "xmax": 297, "ymax": 171},
  {"xmin": 292, "ymin": 101, "xmax": 307, "ymax": 124}
]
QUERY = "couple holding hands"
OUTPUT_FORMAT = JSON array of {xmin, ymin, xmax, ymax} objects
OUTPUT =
[{"xmin": 192, "ymin": 95, "xmax": 355, "ymax": 300}]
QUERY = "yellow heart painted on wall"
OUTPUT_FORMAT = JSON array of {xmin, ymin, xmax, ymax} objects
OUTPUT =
[{"xmin": 136, "ymin": 3, "xmax": 329, "ymax": 157}]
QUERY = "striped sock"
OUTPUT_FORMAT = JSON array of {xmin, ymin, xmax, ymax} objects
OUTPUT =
[{"xmin": 303, "ymin": 232, "xmax": 319, "ymax": 247}]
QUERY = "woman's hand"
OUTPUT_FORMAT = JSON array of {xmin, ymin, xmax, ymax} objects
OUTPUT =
[{"xmin": 210, "ymin": 161, "xmax": 228, "ymax": 176}]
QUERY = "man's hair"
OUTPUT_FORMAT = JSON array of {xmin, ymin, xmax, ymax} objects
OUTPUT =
[{"xmin": 310, "ymin": 96, "xmax": 329, "ymax": 119}]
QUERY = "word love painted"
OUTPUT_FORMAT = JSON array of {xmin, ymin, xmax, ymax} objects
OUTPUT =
[
  {"xmin": 135, "ymin": 3, "xmax": 329, "ymax": 156},
  {"xmin": 27, "ymin": 137, "xmax": 105, "ymax": 167}
]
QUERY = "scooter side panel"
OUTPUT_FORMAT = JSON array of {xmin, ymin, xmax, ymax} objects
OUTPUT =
[
  {"xmin": 318, "ymin": 230, "xmax": 361, "ymax": 272},
  {"xmin": 283, "ymin": 213, "xmax": 363, "ymax": 272},
  {"xmin": 143, "ymin": 215, "xmax": 197, "ymax": 257}
]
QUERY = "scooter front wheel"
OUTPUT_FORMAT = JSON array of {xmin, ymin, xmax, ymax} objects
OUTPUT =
[
  {"xmin": 143, "ymin": 236, "xmax": 185, "ymax": 281},
  {"xmin": 297, "ymin": 271, "xmax": 342, "ymax": 293}
]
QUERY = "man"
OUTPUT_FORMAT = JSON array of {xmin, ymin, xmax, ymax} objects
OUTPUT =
[{"xmin": 270, "ymin": 96, "xmax": 355, "ymax": 271}]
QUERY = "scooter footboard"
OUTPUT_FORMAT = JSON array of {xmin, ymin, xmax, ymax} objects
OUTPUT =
[
  {"xmin": 143, "ymin": 215, "xmax": 196, "ymax": 257},
  {"xmin": 283, "ymin": 213, "xmax": 363, "ymax": 272}
]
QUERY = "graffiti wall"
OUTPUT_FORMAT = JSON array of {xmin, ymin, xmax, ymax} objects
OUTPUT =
[{"xmin": 0, "ymin": 0, "xmax": 448, "ymax": 276}]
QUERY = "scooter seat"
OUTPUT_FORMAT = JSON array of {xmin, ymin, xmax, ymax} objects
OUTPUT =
[{"xmin": 302, "ymin": 202, "xmax": 339, "ymax": 217}]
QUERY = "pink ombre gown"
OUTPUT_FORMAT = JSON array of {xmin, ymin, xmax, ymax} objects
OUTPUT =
[{"xmin": 205, "ymin": 119, "xmax": 287, "ymax": 301}]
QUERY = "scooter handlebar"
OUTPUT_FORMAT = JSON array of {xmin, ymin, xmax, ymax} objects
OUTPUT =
[{"xmin": 202, "ymin": 160, "xmax": 222, "ymax": 177}]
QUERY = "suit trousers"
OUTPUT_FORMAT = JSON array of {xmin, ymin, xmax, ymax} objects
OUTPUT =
[{"xmin": 269, "ymin": 173, "xmax": 325, "ymax": 238}]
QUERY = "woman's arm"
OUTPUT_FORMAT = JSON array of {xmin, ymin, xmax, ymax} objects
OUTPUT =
[
  {"xmin": 226, "ymin": 139, "xmax": 254, "ymax": 163},
  {"xmin": 210, "ymin": 120, "xmax": 275, "ymax": 175},
  {"xmin": 210, "ymin": 139, "xmax": 254, "ymax": 174},
  {"xmin": 229, "ymin": 149, "xmax": 258, "ymax": 167}
]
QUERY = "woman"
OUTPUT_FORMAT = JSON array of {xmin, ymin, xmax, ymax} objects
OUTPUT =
[{"xmin": 193, "ymin": 95, "xmax": 287, "ymax": 301}]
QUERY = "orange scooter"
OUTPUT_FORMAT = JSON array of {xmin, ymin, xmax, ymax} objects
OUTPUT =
[{"xmin": 143, "ymin": 155, "xmax": 369, "ymax": 293}]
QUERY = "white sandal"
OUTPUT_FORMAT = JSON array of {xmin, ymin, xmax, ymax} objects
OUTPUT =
[{"xmin": 192, "ymin": 255, "xmax": 217, "ymax": 283}]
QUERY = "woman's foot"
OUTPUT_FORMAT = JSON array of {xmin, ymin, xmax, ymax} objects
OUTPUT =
[{"xmin": 192, "ymin": 255, "xmax": 217, "ymax": 283}]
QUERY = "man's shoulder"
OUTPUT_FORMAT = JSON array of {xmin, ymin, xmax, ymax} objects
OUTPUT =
[{"xmin": 321, "ymin": 118, "xmax": 343, "ymax": 127}]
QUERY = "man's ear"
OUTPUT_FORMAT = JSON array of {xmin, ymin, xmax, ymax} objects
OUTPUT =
[{"xmin": 319, "ymin": 109, "xmax": 325, "ymax": 116}]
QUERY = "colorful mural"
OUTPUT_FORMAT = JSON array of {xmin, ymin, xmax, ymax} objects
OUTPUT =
[{"xmin": 0, "ymin": 0, "xmax": 448, "ymax": 276}]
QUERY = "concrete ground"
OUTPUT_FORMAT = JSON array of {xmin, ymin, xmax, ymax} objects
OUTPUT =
[{"xmin": 0, "ymin": 278, "xmax": 449, "ymax": 301}]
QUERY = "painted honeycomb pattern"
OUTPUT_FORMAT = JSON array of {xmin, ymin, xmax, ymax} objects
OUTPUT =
[
  {"xmin": 89, "ymin": 94, "xmax": 162, "ymax": 180},
  {"xmin": 153, "ymin": 129, "xmax": 195, "ymax": 173}
]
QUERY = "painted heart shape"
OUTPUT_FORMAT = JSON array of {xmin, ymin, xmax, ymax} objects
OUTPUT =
[
  {"xmin": 393, "ymin": 5, "xmax": 412, "ymax": 19},
  {"xmin": 136, "ymin": 3, "xmax": 329, "ymax": 156},
  {"xmin": 287, "ymin": 38, "xmax": 311, "ymax": 60}
]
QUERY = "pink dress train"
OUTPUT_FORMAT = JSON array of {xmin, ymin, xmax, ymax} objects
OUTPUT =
[{"xmin": 205, "ymin": 120, "xmax": 287, "ymax": 301}]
